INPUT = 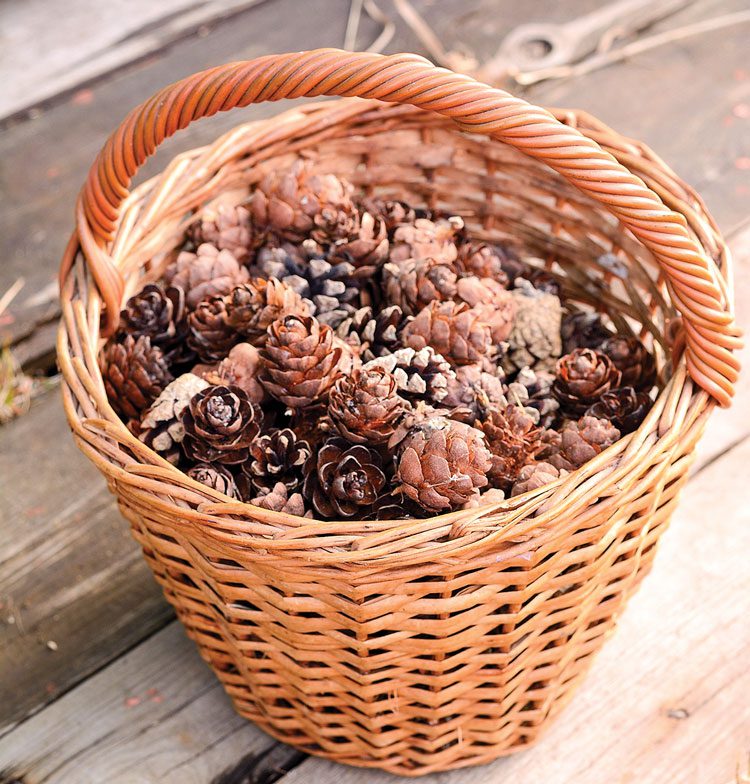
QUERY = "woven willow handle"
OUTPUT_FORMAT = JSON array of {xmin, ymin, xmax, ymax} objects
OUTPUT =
[{"xmin": 61, "ymin": 48, "xmax": 741, "ymax": 406}]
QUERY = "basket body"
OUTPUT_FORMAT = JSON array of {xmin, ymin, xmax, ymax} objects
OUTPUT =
[{"xmin": 58, "ymin": 53, "xmax": 739, "ymax": 776}]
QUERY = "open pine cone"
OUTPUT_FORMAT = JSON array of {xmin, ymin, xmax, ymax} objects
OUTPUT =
[
  {"xmin": 189, "ymin": 202, "xmax": 254, "ymax": 263},
  {"xmin": 553, "ymin": 348, "xmax": 622, "ymax": 415}
]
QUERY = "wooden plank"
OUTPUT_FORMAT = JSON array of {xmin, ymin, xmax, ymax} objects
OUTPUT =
[
  {"xmin": 0, "ymin": 623, "xmax": 299, "ymax": 784},
  {"xmin": 279, "ymin": 436, "xmax": 750, "ymax": 784},
  {"xmin": 0, "ymin": 389, "xmax": 173, "ymax": 733}
]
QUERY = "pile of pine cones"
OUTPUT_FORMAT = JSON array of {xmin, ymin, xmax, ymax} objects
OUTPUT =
[{"xmin": 101, "ymin": 160, "xmax": 657, "ymax": 519}]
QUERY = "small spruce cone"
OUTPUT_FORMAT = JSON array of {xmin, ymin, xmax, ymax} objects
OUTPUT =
[
  {"xmin": 554, "ymin": 348, "xmax": 622, "ymax": 415},
  {"xmin": 511, "ymin": 462, "xmax": 566, "ymax": 497},
  {"xmin": 120, "ymin": 283, "xmax": 186, "ymax": 351},
  {"xmin": 335, "ymin": 305, "xmax": 403, "ymax": 361},
  {"xmin": 561, "ymin": 311, "xmax": 615, "ymax": 354},
  {"xmin": 102, "ymin": 335, "xmax": 173, "ymax": 421},
  {"xmin": 382, "ymin": 257, "xmax": 458, "ymax": 316},
  {"xmin": 238, "ymin": 428, "xmax": 311, "ymax": 495},
  {"xmin": 503, "ymin": 279, "xmax": 562, "ymax": 373},
  {"xmin": 442, "ymin": 363, "xmax": 508, "ymax": 423},
  {"xmin": 181, "ymin": 384, "xmax": 262, "ymax": 464},
  {"xmin": 261, "ymin": 315, "xmax": 342, "ymax": 407},
  {"xmin": 538, "ymin": 415, "xmax": 621, "ymax": 472},
  {"xmin": 164, "ymin": 244, "xmax": 249, "ymax": 309},
  {"xmin": 249, "ymin": 482, "xmax": 309, "ymax": 516},
  {"xmin": 390, "ymin": 216, "xmax": 463, "ymax": 264},
  {"xmin": 455, "ymin": 242, "xmax": 510, "ymax": 286},
  {"xmin": 187, "ymin": 297, "xmax": 237, "ymax": 362},
  {"xmin": 251, "ymin": 161, "xmax": 356, "ymax": 243},
  {"xmin": 401, "ymin": 301, "xmax": 493, "ymax": 367},
  {"xmin": 224, "ymin": 278, "xmax": 309, "ymax": 346},
  {"xmin": 303, "ymin": 438, "xmax": 387, "ymax": 518},
  {"xmin": 188, "ymin": 202, "xmax": 254, "ymax": 263},
  {"xmin": 476, "ymin": 405, "xmax": 542, "ymax": 491},
  {"xmin": 187, "ymin": 462, "xmax": 240, "ymax": 499},
  {"xmin": 395, "ymin": 417, "xmax": 491, "ymax": 512},
  {"xmin": 138, "ymin": 373, "xmax": 209, "ymax": 463},
  {"xmin": 456, "ymin": 276, "xmax": 516, "ymax": 344},
  {"xmin": 330, "ymin": 211, "xmax": 389, "ymax": 272},
  {"xmin": 327, "ymin": 367, "xmax": 407, "ymax": 445},
  {"xmin": 201, "ymin": 343, "xmax": 265, "ymax": 403},
  {"xmin": 365, "ymin": 347, "xmax": 455, "ymax": 404},
  {"xmin": 586, "ymin": 387, "xmax": 652, "ymax": 434},
  {"xmin": 601, "ymin": 335, "xmax": 657, "ymax": 391}
]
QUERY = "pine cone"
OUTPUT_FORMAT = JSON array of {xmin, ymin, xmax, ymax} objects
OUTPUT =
[
  {"xmin": 237, "ymin": 428, "xmax": 311, "ymax": 496},
  {"xmin": 261, "ymin": 315, "xmax": 342, "ymax": 407},
  {"xmin": 442, "ymin": 363, "xmax": 508, "ymax": 423},
  {"xmin": 327, "ymin": 366, "xmax": 407, "ymax": 445},
  {"xmin": 249, "ymin": 482, "xmax": 309, "ymax": 516},
  {"xmin": 288, "ymin": 405, "xmax": 330, "ymax": 448},
  {"xmin": 382, "ymin": 258, "xmax": 458, "ymax": 316},
  {"xmin": 369, "ymin": 492, "xmax": 427, "ymax": 520},
  {"xmin": 511, "ymin": 462, "xmax": 565, "ymax": 497},
  {"xmin": 455, "ymin": 276, "xmax": 516, "ymax": 344},
  {"xmin": 200, "ymin": 343, "xmax": 265, "ymax": 403},
  {"xmin": 561, "ymin": 311, "xmax": 615, "ymax": 354},
  {"xmin": 503, "ymin": 279, "xmax": 562, "ymax": 373},
  {"xmin": 395, "ymin": 417, "xmax": 491, "ymax": 512},
  {"xmin": 120, "ymin": 283, "xmax": 186, "ymax": 351},
  {"xmin": 189, "ymin": 202, "xmax": 254, "ymax": 263},
  {"xmin": 138, "ymin": 373, "xmax": 209, "ymax": 463},
  {"xmin": 538, "ymin": 415, "xmax": 621, "ymax": 472},
  {"xmin": 362, "ymin": 198, "xmax": 430, "ymax": 235},
  {"xmin": 330, "ymin": 211, "xmax": 389, "ymax": 272},
  {"xmin": 554, "ymin": 348, "xmax": 622, "ymax": 415},
  {"xmin": 224, "ymin": 278, "xmax": 309, "ymax": 346},
  {"xmin": 586, "ymin": 387, "xmax": 652, "ymax": 434},
  {"xmin": 187, "ymin": 297, "xmax": 237, "ymax": 362},
  {"xmin": 514, "ymin": 367, "xmax": 559, "ymax": 428},
  {"xmin": 390, "ymin": 216, "xmax": 463, "ymax": 264},
  {"xmin": 187, "ymin": 462, "xmax": 240, "ymax": 499},
  {"xmin": 401, "ymin": 301, "xmax": 493, "ymax": 367},
  {"xmin": 455, "ymin": 241, "xmax": 510, "ymax": 286},
  {"xmin": 251, "ymin": 161, "xmax": 356, "ymax": 243},
  {"xmin": 181, "ymin": 384, "xmax": 261, "ymax": 464},
  {"xmin": 526, "ymin": 268, "xmax": 561, "ymax": 297},
  {"xmin": 365, "ymin": 347, "xmax": 455, "ymax": 405},
  {"xmin": 335, "ymin": 305, "xmax": 403, "ymax": 361},
  {"xmin": 102, "ymin": 335, "xmax": 173, "ymax": 421},
  {"xmin": 303, "ymin": 438, "xmax": 387, "ymax": 518},
  {"xmin": 601, "ymin": 335, "xmax": 656, "ymax": 391},
  {"xmin": 164, "ymin": 244, "xmax": 249, "ymax": 309}
]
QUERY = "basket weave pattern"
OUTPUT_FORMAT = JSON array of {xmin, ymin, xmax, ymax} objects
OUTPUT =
[{"xmin": 58, "ymin": 50, "xmax": 740, "ymax": 775}]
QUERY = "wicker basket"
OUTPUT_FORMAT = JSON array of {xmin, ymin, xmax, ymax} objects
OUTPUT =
[{"xmin": 58, "ymin": 50, "xmax": 741, "ymax": 776}]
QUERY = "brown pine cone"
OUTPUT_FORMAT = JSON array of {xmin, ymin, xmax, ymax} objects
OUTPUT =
[
  {"xmin": 303, "ymin": 438, "xmax": 387, "ymax": 518},
  {"xmin": 511, "ymin": 462, "xmax": 565, "ymax": 497},
  {"xmin": 187, "ymin": 297, "xmax": 237, "ymax": 362},
  {"xmin": 553, "ymin": 348, "xmax": 622, "ymax": 415},
  {"xmin": 362, "ymin": 198, "xmax": 430, "ymax": 235},
  {"xmin": 382, "ymin": 258, "xmax": 458, "ymax": 316},
  {"xmin": 365, "ymin": 347, "xmax": 455, "ymax": 405},
  {"xmin": 586, "ymin": 387, "xmax": 652, "ymax": 434},
  {"xmin": 335, "ymin": 305, "xmax": 403, "ymax": 361},
  {"xmin": 251, "ymin": 161, "xmax": 356, "ymax": 243},
  {"xmin": 456, "ymin": 276, "xmax": 516, "ymax": 344},
  {"xmin": 327, "ymin": 367, "xmax": 407, "ymax": 445},
  {"xmin": 164, "ymin": 244, "xmax": 249, "ymax": 309},
  {"xmin": 455, "ymin": 242, "xmax": 510, "ymax": 286},
  {"xmin": 249, "ymin": 482, "xmax": 309, "ymax": 516},
  {"xmin": 390, "ymin": 216, "xmax": 463, "ymax": 264},
  {"xmin": 476, "ymin": 404, "xmax": 542, "ymax": 491},
  {"xmin": 188, "ymin": 202, "xmax": 254, "ymax": 263},
  {"xmin": 200, "ymin": 343, "xmax": 266, "ymax": 404},
  {"xmin": 224, "ymin": 278, "xmax": 309, "ymax": 346},
  {"xmin": 369, "ymin": 491, "xmax": 427, "ymax": 520},
  {"xmin": 330, "ymin": 211, "xmax": 389, "ymax": 272},
  {"xmin": 503, "ymin": 279, "xmax": 562, "ymax": 373},
  {"xmin": 395, "ymin": 417, "xmax": 491, "ymax": 512},
  {"xmin": 401, "ymin": 301, "xmax": 493, "ymax": 367},
  {"xmin": 181, "ymin": 384, "xmax": 262, "ymax": 464},
  {"xmin": 601, "ymin": 335, "xmax": 657, "ymax": 391},
  {"xmin": 561, "ymin": 311, "xmax": 615, "ymax": 354},
  {"xmin": 120, "ymin": 283, "xmax": 186, "ymax": 350},
  {"xmin": 288, "ymin": 405, "xmax": 330, "ymax": 449},
  {"xmin": 187, "ymin": 462, "xmax": 240, "ymax": 499},
  {"xmin": 442, "ymin": 363, "xmax": 508, "ymax": 423},
  {"xmin": 538, "ymin": 415, "xmax": 621, "ymax": 472},
  {"xmin": 237, "ymin": 428, "xmax": 311, "ymax": 496},
  {"xmin": 514, "ymin": 367, "xmax": 559, "ymax": 428},
  {"xmin": 138, "ymin": 373, "xmax": 209, "ymax": 463},
  {"xmin": 102, "ymin": 335, "xmax": 173, "ymax": 421},
  {"xmin": 261, "ymin": 315, "xmax": 342, "ymax": 408}
]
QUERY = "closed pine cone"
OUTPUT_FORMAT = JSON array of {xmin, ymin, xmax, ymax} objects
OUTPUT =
[
  {"xmin": 362, "ymin": 198, "xmax": 428, "ymax": 235},
  {"xmin": 201, "ymin": 343, "xmax": 265, "ymax": 403},
  {"xmin": 303, "ymin": 438, "xmax": 387, "ymax": 518},
  {"xmin": 327, "ymin": 366, "xmax": 407, "ymax": 445},
  {"xmin": 187, "ymin": 297, "xmax": 237, "ymax": 362},
  {"xmin": 586, "ymin": 387, "xmax": 652, "ymax": 434},
  {"xmin": 249, "ymin": 482, "xmax": 309, "ymax": 516},
  {"xmin": 187, "ymin": 462, "xmax": 240, "ymax": 499},
  {"xmin": 261, "ymin": 315, "xmax": 342, "ymax": 407},
  {"xmin": 165, "ymin": 244, "xmax": 249, "ymax": 309},
  {"xmin": 238, "ymin": 428, "xmax": 311, "ymax": 495},
  {"xmin": 365, "ymin": 347, "xmax": 455, "ymax": 405},
  {"xmin": 601, "ymin": 335, "xmax": 657, "ymax": 391},
  {"xmin": 455, "ymin": 276, "xmax": 516, "ymax": 344},
  {"xmin": 503, "ymin": 279, "xmax": 562, "ymax": 373},
  {"xmin": 511, "ymin": 461, "xmax": 566, "ymax": 497},
  {"xmin": 554, "ymin": 348, "xmax": 622, "ymax": 415},
  {"xmin": 390, "ymin": 216, "xmax": 463, "ymax": 264},
  {"xmin": 401, "ymin": 300, "xmax": 493, "ymax": 367},
  {"xmin": 181, "ymin": 384, "xmax": 262, "ymax": 464},
  {"xmin": 442, "ymin": 363, "xmax": 507, "ymax": 423},
  {"xmin": 538, "ymin": 415, "xmax": 621, "ymax": 472},
  {"xmin": 455, "ymin": 241, "xmax": 510, "ymax": 287},
  {"xmin": 189, "ymin": 202, "xmax": 254, "ymax": 263},
  {"xmin": 395, "ymin": 417, "xmax": 491, "ymax": 512},
  {"xmin": 382, "ymin": 257, "xmax": 458, "ymax": 316},
  {"xmin": 477, "ymin": 404, "xmax": 542, "ymax": 491},
  {"xmin": 224, "ymin": 278, "xmax": 309, "ymax": 346},
  {"xmin": 102, "ymin": 335, "xmax": 173, "ymax": 421}
]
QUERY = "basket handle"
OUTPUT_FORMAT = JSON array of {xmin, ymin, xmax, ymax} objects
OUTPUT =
[{"xmin": 60, "ymin": 48, "xmax": 741, "ymax": 406}]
